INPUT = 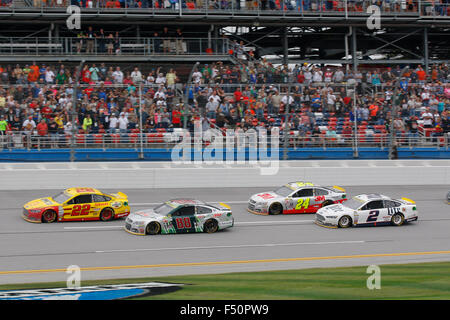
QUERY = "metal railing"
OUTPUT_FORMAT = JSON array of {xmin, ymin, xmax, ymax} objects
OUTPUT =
[
  {"xmin": 0, "ymin": 37, "xmax": 235, "ymax": 56},
  {"xmin": 1, "ymin": 130, "xmax": 448, "ymax": 151},
  {"xmin": 3, "ymin": 0, "xmax": 449, "ymax": 18}
]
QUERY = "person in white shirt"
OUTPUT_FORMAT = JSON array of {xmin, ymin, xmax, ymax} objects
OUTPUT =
[
  {"xmin": 130, "ymin": 67, "xmax": 143, "ymax": 84},
  {"xmin": 421, "ymin": 107, "xmax": 434, "ymax": 128},
  {"xmin": 44, "ymin": 67, "xmax": 55, "ymax": 84},
  {"xmin": 118, "ymin": 113, "xmax": 129, "ymax": 133},
  {"xmin": 312, "ymin": 69, "xmax": 323, "ymax": 82},
  {"xmin": 108, "ymin": 114, "xmax": 119, "ymax": 133},
  {"xmin": 112, "ymin": 67, "xmax": 124, "ymax": 84},
  {"xmin": 192, "ymin": 69, "xmax": 202, "ymax": 84}
]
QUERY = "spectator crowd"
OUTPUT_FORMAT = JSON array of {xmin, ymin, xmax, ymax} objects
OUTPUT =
[{"xmin": 0, "ymin": 59, "xmax": 449, "ymax": 148}]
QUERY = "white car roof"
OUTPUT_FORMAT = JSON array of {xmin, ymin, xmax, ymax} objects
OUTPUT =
[{"xmin": 354, "ymin": 194, "xmax": 392, "ymax": 202}]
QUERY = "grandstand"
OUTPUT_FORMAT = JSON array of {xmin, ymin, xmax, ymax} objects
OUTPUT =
[{"xmin": 0, "ymin": 1, "xmax": 449, "ymax": 160}]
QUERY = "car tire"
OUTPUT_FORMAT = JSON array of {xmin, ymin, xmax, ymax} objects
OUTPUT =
[
  {"xmin": 203, "ymin": 219, "xmax": 219, "ymax": 233},
  {"xmin": 42, "ymin": 210, "xmax": 57, "ymax": 223},
  {"xmin": 99, "ymin": 208, "xmax": 115, "ymax": 221},
  {"xmin": 338, "ymin": 215, "xmax": 352, "ymax": 228},
  {"xmin": 269, "ymin": 203, "xmax": 283, "ymax": 215},
  {"xmin": 391, "ymin": 213, "xmax": 405, "ymax": 226},
  {"xmin": 145, "ymin": 222, "xmax": 161, "ymax": 235}
]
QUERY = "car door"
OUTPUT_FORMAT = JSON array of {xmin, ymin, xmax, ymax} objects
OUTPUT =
[
  {"xmin": 171, "ymin": 205, "xmax": 197, "ymax": 233},
  {"xmin": 92, "ymin": 194, "xmax": 112, "ymax": 218},
  {"xmin": 63, "ymin": 194, "xmax": 93, "ymax": 220},
  {"xmin": 196, "ymin": 206, "xmax": 213, "ymax": 231},
  {"xmin": 313, "ymin": 188, "xmax": 330, "ymax": 209},
  {"xmin": 291, "ymin": 188, "xmax": 314, "ymax": 213},
  {"xmin": 357, "ymin": 200, "xmax": 387, "ymax": 225}
]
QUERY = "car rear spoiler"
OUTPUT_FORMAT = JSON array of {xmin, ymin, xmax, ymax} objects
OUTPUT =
[
  {"xmin": 111, "ymin": 192, "xmax": 128, "ymax": 200},
  {"xmin": 332, "ymin": 186, "xmax": 346, "ymax": 193},
  {"xmin": 400, "ymin": 197, "xmax": 415, "ymax": 204},
  {"xmin": 218, "ymin": 202, "xmax": 232, "ymax": 211}
]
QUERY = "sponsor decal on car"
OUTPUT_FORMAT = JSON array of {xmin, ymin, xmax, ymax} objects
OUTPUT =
[{"xmin": 0, "ymin": 282, "xmax": 183, "ymax": 300}]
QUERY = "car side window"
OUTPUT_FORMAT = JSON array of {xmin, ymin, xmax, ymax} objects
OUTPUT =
[
  {"xmin": 314, "ymin": 188, "xmax": 329, "ymax": 196},
  {"xmin": 361, "ymin": 200, "xmax": 384, "ymax": 210},
  {"xmin": 93, "ymin": 194, "xmax": 110, "ymax": 202},
  {"xmin": 67, "ymin": 195, "xmax": 92, "ymax": 205},
  {"xmin": 196, "ymin": 206, "xmax": 212, "ymax": 214},
  {"xmin": 384, "ymin": 200, "xmax": 400, "ymax": 208},
  {"xmin": 175, "ymin": 206, "xmax": 195, "ymax": 216},
  {"xmin": 293, "ymin": 188, "xmax": 314, "ymax": 198}
]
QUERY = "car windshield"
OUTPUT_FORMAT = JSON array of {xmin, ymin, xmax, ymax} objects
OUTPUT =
[
  {"xmin": 274, "ymin": 186, "xmax": 293, "ymax": 197},
  {"xmin": 344, "ymin": 198, "xmax": 365, "ymax": 210},
  {"xmin": 52, "ymin": 191, "xmax": 72, "ymax": 204},
  {"xmin": 153, "ymin": 203, "xmax": 176, "ymax": 215}
]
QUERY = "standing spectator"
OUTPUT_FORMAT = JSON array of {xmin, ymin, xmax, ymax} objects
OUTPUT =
[
  {"xmin": 118, "ymin": 112, "xmax": 129, "ymax": 133},
  {"xmin": 82, "ymin": 114, "xmax": 93, "ymax": 133},
  {"xmin": 112, "ymin": 66, "xmax": 124, "ymax": 84},
  {"xmin": 36, "ymin": 119, "xmax": 48, "ymax": 147},
  {"xmin": 175, "ymin": 28, "xmax": 184, "ymax": 55},
  {"xmin": 86, "ymin": 26, "xmax": 95, "ymax": 54},
  {"xmin": 161, "ymin": 27, "xmax": 172, "ymax": 54}
]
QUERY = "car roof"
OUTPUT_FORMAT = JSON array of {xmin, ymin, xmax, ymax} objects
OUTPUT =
[
  {"xmin": 65, "ymin": 187, "xmax": 102, "ymax": 196},
  {"xmin": 286, "ymin": 181, "xmax": 316, "ymax": 190},
  {"xmin": 354, "ymin": 194, "xmax": 392, "ymax": 202},
  {"xmin": 166, "ymin": 199, "xmax": 206, "ymax": 207}
]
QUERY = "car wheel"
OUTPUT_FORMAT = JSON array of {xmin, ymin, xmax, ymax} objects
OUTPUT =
[
  {"xmin": 269, "ymin": 203, "xmax": 283, "ymax": 215},
  {"xmin": 391, "ymin": 213, "xmax": 405, "ymax": 226},
  {"xmin": 321, "ymin": 200, "xmax": 334, "ymax": 208},
  {"xmin": 42, "ymin": 210, "xmax": 57, "ymax": 223},
  {"xmin": 99, "ymin": 208, "xmax": 115, "ymax": 221},
  {"xmin": 203, "ymin": 219, "xmax": 219, "ymax": 233},
  {"xmin": 338, "ymin": 215, "xmax": 352, "ymax": 228},
  {"xmin": 145, "ymin": 222, "xmax": 161, "ymax": 235}
]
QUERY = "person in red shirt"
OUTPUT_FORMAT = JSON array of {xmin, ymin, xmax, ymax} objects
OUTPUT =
[
  {"xmin": 41, "ymin": 104, "xmax": 53, "ymax": 119},
  {"xmin": 416, "ymin": 65, "xmax": 427, "ymax": 82},
  {"xmin": 233, "ymin": 88, "xmax": 242, "ymax": 103},
  {"xmin": 172, "ymin": 106, "xmax": 181, "ymax": 128}
]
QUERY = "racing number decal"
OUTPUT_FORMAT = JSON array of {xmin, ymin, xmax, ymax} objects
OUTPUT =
[
  {"xmin": 175, "ymin": 217, "xmax": 192, "ymax": 229},
  {"xmin": 172, "ymin": 217, "xmax": 196, "ymax": 233},
  {"xmin": 295, "ymin": 198, "xmax": 310, "ymax": 211},
  {"xmin": 366, "ymin": 210, "xmax": 379, "ymax": 222},
  {"xmin": 71, "ymin": 204, "xmax": 91, "ymax": 216}
]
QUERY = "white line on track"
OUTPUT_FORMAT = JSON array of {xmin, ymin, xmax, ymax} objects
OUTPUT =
[
  {"xmin": 63, "ymin": 220, "xmax": 315, "ymax": 230},
  {"xmin": 94, "ymin": 240, "xmax": 365, "ymax": 253}
]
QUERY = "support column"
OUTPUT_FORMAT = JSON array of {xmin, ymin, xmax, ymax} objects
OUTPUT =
[
  {"xmin": 423, "ymin": 27, "xmax": 429, "ymax": 73},
  {"xmin": 351, "ymin": 27, "xmax": 358, "ymax": 74},
  {"xmin": 283, "ymin": 27, "xmax": 289, "ymax": 65}
]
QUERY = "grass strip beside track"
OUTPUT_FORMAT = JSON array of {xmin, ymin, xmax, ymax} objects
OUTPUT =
[{"xmin": 0, "ymin": 262, "xmax": 449, "ymax": 299}]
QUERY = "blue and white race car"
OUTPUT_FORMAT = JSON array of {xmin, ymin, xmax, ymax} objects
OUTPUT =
[{"xmin": 315, "ymin": 194, "xmax": 418, "ymax": 228}]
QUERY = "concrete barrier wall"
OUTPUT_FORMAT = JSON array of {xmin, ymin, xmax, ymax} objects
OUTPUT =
[{"xmin": 0, "ymin": 160, "xmax": 448, "ymax": 190}]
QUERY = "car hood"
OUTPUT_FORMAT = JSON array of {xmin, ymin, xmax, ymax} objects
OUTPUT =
[
  {"xmin": 317, "ymin": 204, "xmax": 349, "ymax": 215},
  {"xmin": 250, "ymin": 192, "xmax": 281, "ymax": 202},
  {"xmin": 128, "ymin": 209, "xmax": 165, "ymax": 221},
  {"xmin": 24, "ymin": 197, "xmax": 58, "ymax": 210}
]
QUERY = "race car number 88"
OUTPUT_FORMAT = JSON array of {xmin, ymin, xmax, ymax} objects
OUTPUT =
[{"xmin": 175, "ymin": 217, "xmax": 192, "ymax": 229}]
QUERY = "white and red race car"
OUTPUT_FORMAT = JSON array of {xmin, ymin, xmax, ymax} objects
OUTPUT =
[{"xmin": 247, "ymin": 182, "xmax": 347, "ymax": 215}]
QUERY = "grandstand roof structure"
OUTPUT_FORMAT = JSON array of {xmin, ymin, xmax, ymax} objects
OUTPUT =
[{"xmin": 0, "ymin": 2, "xmax": 449, "ymax": 66}]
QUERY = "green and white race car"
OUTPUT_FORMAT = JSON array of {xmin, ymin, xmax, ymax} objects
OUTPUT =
[{"xmin": 124, "ymin": 199, "xmax": 234, "ymax": 235}]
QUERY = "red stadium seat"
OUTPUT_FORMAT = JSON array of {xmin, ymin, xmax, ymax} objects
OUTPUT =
[
  {"xmin": 93, "ymin": 134, "xmax": 103, "ymax": 144},
  {"xmin": 111, "ymin": 134, "xmax": 120, "ymax": 144},
  {"xmin": 75, "ymin": 134, "xmax": 85, "ymax": 144},
  {"xmin": 129, "ymin": 133, "xmax": 139, "ymax": 144}
]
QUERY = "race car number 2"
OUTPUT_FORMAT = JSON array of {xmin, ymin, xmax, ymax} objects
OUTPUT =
[{"xmin": 70, "ymin": 204, "xmax": 91, "ymax": 216}]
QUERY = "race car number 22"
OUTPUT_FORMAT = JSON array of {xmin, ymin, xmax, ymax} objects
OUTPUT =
[{"xmin": 71, "ymin": 204, "xmax": 91, "ymax": 216}]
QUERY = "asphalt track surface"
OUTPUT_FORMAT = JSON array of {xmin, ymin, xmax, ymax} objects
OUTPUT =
[{"xmin": 0, "ymin": 185, "xmax": 449, "ymax": 285}]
